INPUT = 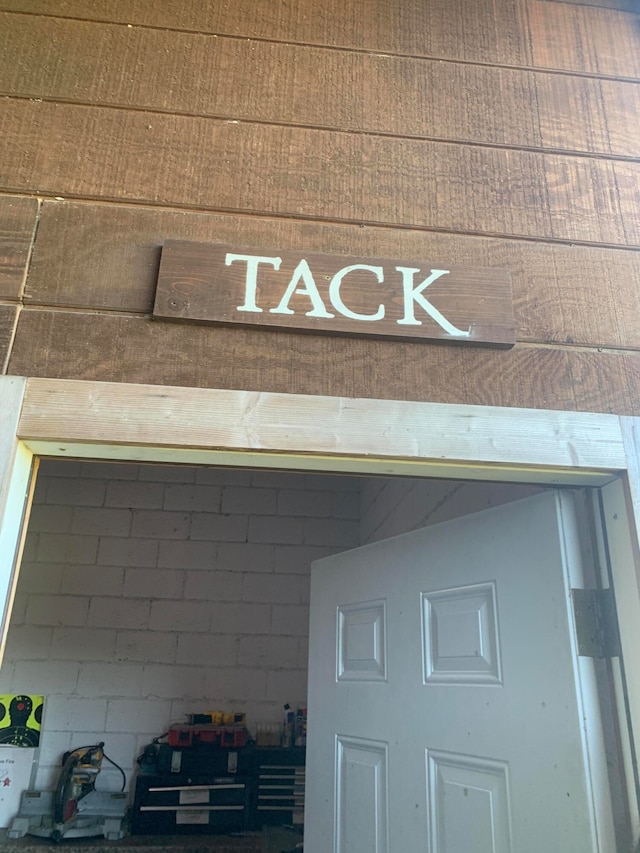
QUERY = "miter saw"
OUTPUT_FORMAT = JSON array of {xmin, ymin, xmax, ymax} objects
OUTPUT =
[{"xmin": 8, "ymin": 741, "xmax": 127, "ymax": 842}]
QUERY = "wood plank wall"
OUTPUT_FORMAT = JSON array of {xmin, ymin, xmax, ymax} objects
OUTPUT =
[{"xmin": 0, "ymin": 0, "xmax": 639, "ymax": 413}]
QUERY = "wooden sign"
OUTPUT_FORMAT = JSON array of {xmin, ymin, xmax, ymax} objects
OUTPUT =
[{"xmin": 153, "ymin": 240, "xmax": 515, "ymax": 348}]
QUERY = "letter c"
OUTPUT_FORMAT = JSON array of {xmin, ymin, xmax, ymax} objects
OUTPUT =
[{"xmin": 329, "ymin": 265, "xmax": 385, "ymax": 322}]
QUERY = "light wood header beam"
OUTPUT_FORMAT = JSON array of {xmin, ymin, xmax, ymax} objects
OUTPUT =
[{"xmin": 17, "ymin": 378, "xmax": 625, "ymax": 484}]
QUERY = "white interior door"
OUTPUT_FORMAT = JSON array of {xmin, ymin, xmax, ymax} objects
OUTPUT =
[{"xmin": 305, "ymin": 490, "xmax": 614, "ymax": 853}]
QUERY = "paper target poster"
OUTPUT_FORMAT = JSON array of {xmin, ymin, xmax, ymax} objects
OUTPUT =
[{"xmin": 0, "ymin": 695, "xmax": 43, "ymax": 747}]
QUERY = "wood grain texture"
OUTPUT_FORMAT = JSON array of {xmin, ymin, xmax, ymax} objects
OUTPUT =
[
  {"xmin": 0, "ymin": 304, "xmax": 17, "ymax": 371},
  {"xmin": 1, "ymin": 14, "xmax": 637, "ymax": 158},
  {"xmin": 527, "ymin": 0, "xmax": 640, "ymax": 78},
  {"xmin": 24, "ymin": 203, "xmax": 640, "ymax": 351},
  {"xmin": 1, "ymin": 100, "xmax": 639, "ymax": 246},
  {"xmin": 0, "ymin": 375, "xmax": 26, "ymax": 521},
  {"xmin": 7, "ymin": 308, "xmax": 640, "ymax": 414},
  {"xmin": 0, "ymin": 196, "xmax": 38, "ymax": 301},
  {"xmin": 18, "ymin": 377, "xmax": 625, "ymax": 474},
  {"xmin": 153, "ymin": 239, "xmax": 516, "ymax": 348},
  {"xmin": 0, "ymin": 0, "xmax": 532, "ymax": 66},
  {"xmin": 2, "ymin": 0, "xmax": 639, "ymax": 78}
]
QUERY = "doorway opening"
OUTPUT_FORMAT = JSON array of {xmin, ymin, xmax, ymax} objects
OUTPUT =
[{"xmin": 0, "ymin": 456, "xmax": 634, "ymax": 849}]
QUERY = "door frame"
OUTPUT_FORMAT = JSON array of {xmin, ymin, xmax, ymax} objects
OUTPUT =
[{"xmin": 2, "ymin": 375, "xmax": 640, "ymax": 844}]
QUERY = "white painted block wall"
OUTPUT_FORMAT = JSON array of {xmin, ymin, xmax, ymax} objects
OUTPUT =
[
  {"xmin": 0, "ymin": 458, "xmax": 537, "ymax": 797},
  {"xmin": 0, "ymin": 460, "xmax": 360, "ymax": 793},
  {"xmin": 359, "ymin": 476, "xmax": 540, "ymax": 545}
]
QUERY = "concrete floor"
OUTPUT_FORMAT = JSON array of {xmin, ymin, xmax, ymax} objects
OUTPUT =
[{"xmin": 0, "ymin": 830, "xmax": 263, "ymax": 852}]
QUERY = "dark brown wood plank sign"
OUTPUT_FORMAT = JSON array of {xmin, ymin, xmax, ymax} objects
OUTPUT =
[{"xmin": 153, "ymin": 240, "xmax": 515, "ymax": 348}]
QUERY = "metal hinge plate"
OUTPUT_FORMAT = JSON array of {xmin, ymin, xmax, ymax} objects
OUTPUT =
[{"xmin": 571, "ymin": 588, "xmax": 621, "ymax": 658}]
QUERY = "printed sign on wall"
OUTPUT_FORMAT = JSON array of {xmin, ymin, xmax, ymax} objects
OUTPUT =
[{"xmin": 153, "ymin": 240, "xmax": 516, "ymax": 348}]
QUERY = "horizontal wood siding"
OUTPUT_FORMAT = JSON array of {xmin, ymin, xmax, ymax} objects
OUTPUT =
[
  {"xmin": 1, "ymin": 14, "xmax": 639, "ymax": 158},
  {"xmin": 23, "ymin": 203, "xmax": 640, "ymax": 349},
  {"xmin": 2, "ymin": 99, "xmax": 639, "ymax": 245},
  {"xmin": 0, "ymin": 196, "xmax": 38, "ymax": 301},
  {"xmin": 1, "ymin": 0, "xmax": 639, "ymax": 77},
  {"xmin": 8, "ymin": 308, "xmax": 640, "ymax": 414},
  {"xmin": 0, "ymin": 305, "xmax": 17, "ymax": 372},
  {"xmin": 0, "ymin": 0, "xmax": 639, "ymax": 413}
]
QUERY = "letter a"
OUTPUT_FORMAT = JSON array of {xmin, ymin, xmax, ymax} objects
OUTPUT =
[{"xmin": 270, "ymin": 259, "xmax": 334, "ymax": 318}]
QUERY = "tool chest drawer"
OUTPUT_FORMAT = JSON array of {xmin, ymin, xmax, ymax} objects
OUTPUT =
[
  {"xmin": 131, "ymin": 774, "xmax": 251, "ymax": 835},
  {"xmin": 251, "ymin": 748, "xmax": 305, "ymax": 828}
]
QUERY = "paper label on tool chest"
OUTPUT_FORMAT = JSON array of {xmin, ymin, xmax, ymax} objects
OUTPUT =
[
  {"xmin": 176, "ymin": 808, "xmax": 209, "ymax": 824},
  {"xmin": 153, "ymin": 240, "xmax": 515, "ymax": 348}
]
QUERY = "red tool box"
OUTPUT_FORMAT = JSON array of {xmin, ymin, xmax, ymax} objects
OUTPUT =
[{"xmin": 167, "ymin": 724, "xmax": 249, "ymax": 749}]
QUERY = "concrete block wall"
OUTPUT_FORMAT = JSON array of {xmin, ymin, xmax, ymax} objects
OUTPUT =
[
  {"xmin": 360, "ymin": 476, "xmax": 541, "ymax": 545},
  {"xmin": 0, "ymin": 460, "xmax": 360, "ymax": 793}
]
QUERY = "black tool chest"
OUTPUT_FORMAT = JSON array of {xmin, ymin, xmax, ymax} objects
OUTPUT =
[
  {"xmin": 253, "ymin": 747, "xmax": 306, "ymax": 828},
  {"xmin": 131, "ymin": 746, "xmax": 305, "ymax": 835},
  {"xmin": 131, "ymin": 774, "xmax": 251, "ymax": 835}
]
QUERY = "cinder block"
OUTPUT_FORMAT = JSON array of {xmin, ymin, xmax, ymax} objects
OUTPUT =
[
  {"xmin": 26, "ymin": 595, "xmax": 89, "ymax": 627},
  {"xmin": 303, "ymin": 518, "xmax": 359, "ymax": 547},
  {"xmin": 242, "ymin": 573, "xmax": 309, "ymax": 605},
  {"xmin": 217, "ymin": 543, "xmax": 274, "ymax": 573},
  {"xmin": 3, "ymin": 625, "xmax": 53, "ymax": 661},
  {"xmin": 87, "ymin": 597, "xmax": 151, "ymax": 630},
  {"xmin": 76, "ymin": 731, "xmax": 137, "ymax": 774},
  {"xmin": 251, "ymin": 471, "xmax": 304, "ymax": 489},
  {"xmin": 97, "ymin": 537, "xmax": 158, "ymax": 568},
  {"xmin": 205, "ymin": 667, "xmax": 267, "ymax": 701},
  {"xmin": 305, "ymin": 473, "xmax": 360, "ymax": 492},
  {"xmin": 271, "ymin": 605, "xmax": 310, "ymax": 637},
  {"xmin": 71, "ymin": 507, "xmax": 132, "ymax": 537},
  {"xmin": 248, "ymin": 516, "xmax": 304, "ymax": 545},
  {"xmin": 27, "ymin": 505, "xmax": 73, "ymax": 533},
  {"xmin": 61, "ymin": 565, "xmax": 124, "ymax": 597},
  {"xmin": 105, "ymin": 481, "xmax": 164, "ymax": 509},
  {"xmin": 38, "ymin": 459, "xmax": 83, "ymax": 478},
  {"xmin": 36, "ymin": 533, "xmax": 99, "ymax": 565},
  {"xmin": 191, "ymin": 513, "xmax": 248, "ymax": 542},
  {"xmin": 11, "ymin": 662, "xmax": 80, "ymax": 696},
  {"xmin": 0, "ymin": 660, "xmax": 15, "ymax": 683},
  {"xmin": 77, "ymin": 663, "xmax": 144, "ymax": 698},
  {"xmin": 21, "ymin": 535, "xmax": 38, "ymax": 563},
  {"xmin": 124, "ymin": 568, "xmax": 183, "ymax": 599},
  {"xmin": 164, "ymin": 484, "xmax": 221, "ymax": 511},
  {"xmin": 81, "ymin": 461, "xmax": 138, "ymax": 480},
  {"xmin": 36, "ymin": 729, "xmax": 73, "ymax": 768},
  {"xmin": 209, "ymin": 603, "xmax": 271, "ymax": 635},
  {"xmin": 277, "ymin": 490, "xmax": 332, "ymax": 518},
  {"xmin": 332, "ymin": 491, "xmax": 361, "ymax": 520},
  {"xmin": 176, "ymin": 633, "xmax": 238, "ymax": 666},
  {"xmin": 51, "ymin": 628, "xmax": 117, "ymax": 661},
  {"xmin": 115, "ymin": 631, "xmax": 177, "ymax": 664},
  {"xmin": 46, "ymin": 478, "xmax": 106, "ymax": 507},
  {"xmin": 158, "ymin": 540, "xmax": 218, "ymax": 570},
  {"xmin": 266, "ymin": 669, "xmax": 308, "ymax": 703},
  {"xmin": 149, "ymin": 600, "xmax": 210, "ymax": 632},
  {"xmin": 184, "ymin": 571, "xmax": 242, "ymax": 602},
  {"xmin": 131, "ymin": 510, "xmax": 190, "ymax": 540},
  {"xmin": 9, "ymin": 594, "xmax": 27, "ymax": 624},
  {"xmin": 138, "ymin": 464, "xmax": 195, "ymax": 483},
  {"xmin": 222, "ymin": 487, "xmax": 277, "ymax": 516},
  {"xmin": 140, "ymin": 664, "xmax": 207, "ymax": 700},
  {"xmin": 237, "ymin": 636, "xmax": 299, "ymax": 668},
  {"xmin": 106, "ymin": 699, "xmax": 170, "ymax": 733},
  {"xmin": 297, "ymin": 636, "xmax": 310, "ymax": 668},
  {"xmin": 196, "ymin": 468, "xmax": 252, "ymax": 486},
  {"xmin": 16, "ymin": 561, "xmax": 63, "ymax": 594}
]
